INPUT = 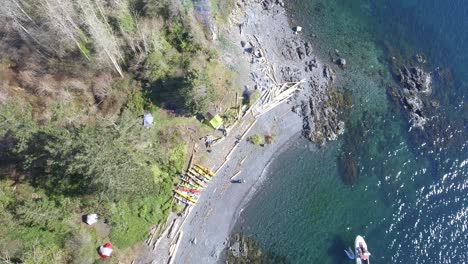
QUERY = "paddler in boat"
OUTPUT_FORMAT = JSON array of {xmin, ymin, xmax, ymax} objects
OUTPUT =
[{"xmin": 357, "ymin": 242, "xmax": 370, "ymax": 261}]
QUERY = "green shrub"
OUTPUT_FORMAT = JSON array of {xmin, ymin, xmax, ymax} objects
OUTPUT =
[
  {"xmin": 144, "ymin": 35, "xmax": 180, "ymax": 82},
  {"xmin": 167, "ymin": 20, "xmax": 200, "ymax": 53},
  {"xmin": 64, "ymin": 227, "xmax": 97, "ymax": 264},
  {"xmin": 179, "ymin": 68, "xmax": 214, "ymax": 115},
  {"xmin": 248, "ymin": 134, "xmax": 264, "ymax": 145},
  {"xmin": 222, "ymin": 108, "xmax": 239, "ymax": 126},
  {"xmin": 109, "ymin": 196, "xmax": 171, "ymax": 248},
  {"xmin": 119, "ymin": 12, "xmax": 136, "ymax": 33},
  {"xmin": 126, "ymin": 89, "xmax": 157, "ymax": 114}
]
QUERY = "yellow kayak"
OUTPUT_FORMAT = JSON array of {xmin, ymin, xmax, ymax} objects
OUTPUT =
[
  {"xmin": 189, "ymin": 169, "xmax": 210, "ymax": 183},
  {"xmin": 195, "ymin": 164, "xmax": 216, "ymax": 177},
  {"xmin": 174, "ymin": 190, "xmax": 198, "ymax": 203},
  {"xmin": 192, "ymin": 167, "xmax": 212, "ymax": 180},
  {"xmin": 185, "ymin": 173, "xmax": 207, "ymax": 188},
  {"xmin": 174, "ymin": 194, "xmax": 196, "ymax": 206}
]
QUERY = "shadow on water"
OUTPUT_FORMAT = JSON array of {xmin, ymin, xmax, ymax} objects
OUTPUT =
[{"xmin": 327, "ymin": 235, "xmax": 351, "ymax": 264}]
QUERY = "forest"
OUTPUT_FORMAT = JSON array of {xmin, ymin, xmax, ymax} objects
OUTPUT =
[{"xmin": 0, "ymin": 0, "xmax": 236, "ymax": 262}]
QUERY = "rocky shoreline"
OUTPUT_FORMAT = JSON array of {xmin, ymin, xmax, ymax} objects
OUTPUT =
[
  {"xmin": 137, "ymin": 1, "xmax": 346, "ymax": 263},
  {"xmin": 233, "ymin": 0, "xmax": 344, "ymax": 145}
]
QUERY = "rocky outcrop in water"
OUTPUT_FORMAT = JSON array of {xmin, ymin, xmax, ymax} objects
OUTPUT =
[
  {"xmin": 226, "ymin": 233, "xmax": 288, "ymax": 263},
  {"xmin": 278, "ymin": 38, "xmax": 344, "ymax": 144},
  {"xmin": 395, "ymin": 66, "xmax": 432, "ymax": 129},
  {"xmin": 236, "ymin": 0, "xmax": 344, "ymax": 145}
]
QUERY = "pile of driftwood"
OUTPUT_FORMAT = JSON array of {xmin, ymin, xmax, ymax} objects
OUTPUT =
[{"xmin": 247, "ymin": 35, "xmax": 304, "ymax": 117}]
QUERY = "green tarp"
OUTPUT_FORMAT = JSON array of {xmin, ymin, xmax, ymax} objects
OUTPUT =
[{"xmin": 207, "ymin": 114, "xmax": 223, "ymax": 129}]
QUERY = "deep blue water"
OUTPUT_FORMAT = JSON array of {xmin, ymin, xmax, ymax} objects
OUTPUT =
[{"xmin": 233, "ymin": 1, "xmax": 467, "ymax": 263}]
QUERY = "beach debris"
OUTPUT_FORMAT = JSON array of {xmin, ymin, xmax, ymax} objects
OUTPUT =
[
  {"xmin": 168, "ymin": 231, "xmax": 183, "ymax": 264},
  {"xmin": 167, "ymin": 219, "xmax": 180, "ymax": 239},
  {"xmin": 293, "ymin": 26, "xmax": 302, "ymax": 34},
  {"xmin": 264, "ymin": 134, "xmax": 274, "ymax": 144},
  {"xmin": 231, "ymin": 179, "xmax": 245, "ymax": 184}
]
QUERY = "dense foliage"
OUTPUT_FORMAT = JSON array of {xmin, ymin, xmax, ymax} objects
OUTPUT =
[
  {"xmin": 0, "ymin": 0, "xmax": 236, "ymax": 262},
  {"xmin": 0, "ymin": 95, "xmax": 190, "ymax": 262}
]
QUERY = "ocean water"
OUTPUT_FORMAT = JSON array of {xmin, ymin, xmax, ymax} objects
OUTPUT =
[{"xmin": 232, "ymin": 1, "xmax": 467, "ymax": 263}]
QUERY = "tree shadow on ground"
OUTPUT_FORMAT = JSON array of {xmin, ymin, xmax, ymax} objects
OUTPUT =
[
  {"xmin": 145, "ymin": 76, "xmax": 188, "ymax": 115},
  {"xmin": 21, "ymin": 130, "xmax": 95, "ymax": 197}
]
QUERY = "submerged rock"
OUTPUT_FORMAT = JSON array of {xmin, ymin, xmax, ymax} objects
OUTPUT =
[
  {"xmin": 395, "ymin": 66, "xmax": 432, "ymax": 129},
  {"xmin": 399, "ymin": 66, "xmax": 432, "ymax": 94},
  {"xmin": 336, "ymin": 58, "xmax": 347, "ymax": 67},
  {"xmin": 338, "ymin": 153, "xmax": 358, "ymax": 185},
  {"xmin": 226, "ymin": 233, "xmax": 288, "ymax": 263},
  {"xmin": 390, "ymin": 66, "xmax": 432, "ymax": 129}
]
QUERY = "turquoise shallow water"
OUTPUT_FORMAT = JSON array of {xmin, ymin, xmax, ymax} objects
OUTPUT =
[{"xmin": 233, "ymin": 1, "xmax": 467, "ymax": 263}]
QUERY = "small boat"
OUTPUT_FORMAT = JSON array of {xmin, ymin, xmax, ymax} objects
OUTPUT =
[
  {"xmin": 184, "ymin": 173, "xmax": 207, "ymax": 188},
  {"xmin": 188, "ymin": 170, "xmax": 210, "ymax": 183},
  {"xmin": 174, "ymin": 190, "xmax": 198, "ymax": 203},
  {"xmin": 174, "ymin": 194, "xmax": 196, "ymax": 206},
  {"xmin": 191, "ymin": 167, "xmax": 212, "ymax": 180},
  {"xmin": 179, "ymin": 176, "xmax": 202, "ymax": 188},
  {"xmin": 355, "ymin": 235, "xmax": 371, "ymax": 264},
  {"xmin": 176, "ymin": 189, "xmax": 200, "ymax": 198},
  {"xmin": 189, "ymin": 167, "xmax": 209, "ymax": 178},
  {"xmin": 195, "ymin": 164, "xmax": 216, "ymax": 177},
  {"xmin": 177, "ymin": 188, "xmax": 201, "ymax": 194}
]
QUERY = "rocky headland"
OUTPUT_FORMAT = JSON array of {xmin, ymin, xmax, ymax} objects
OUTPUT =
[{"xmin": 233, "ymin": 0, "xmax": 344, "ymax": 145}]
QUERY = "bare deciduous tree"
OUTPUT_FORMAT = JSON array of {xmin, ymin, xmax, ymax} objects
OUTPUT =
[
  {"xmin": 40, "ymin": 0, "xmax": 91, "ymax": 59},
  {"xmin": 1, "ymin": 0, "xmax": 126, "ymax": 77},
  {"xmin": 78, "ymin": 0, "xmax": 124, "ymax": 77}
]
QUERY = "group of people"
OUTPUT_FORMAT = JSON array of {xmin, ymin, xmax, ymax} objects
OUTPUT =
[{"xmin": 357, "ymin": 242, "xmax": 370, "ymax": 261}]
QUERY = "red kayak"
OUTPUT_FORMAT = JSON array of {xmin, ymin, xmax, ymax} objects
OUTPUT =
[{"xmin": 177, "ymin": 188, "xmax": 201, "ymax": 194}]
